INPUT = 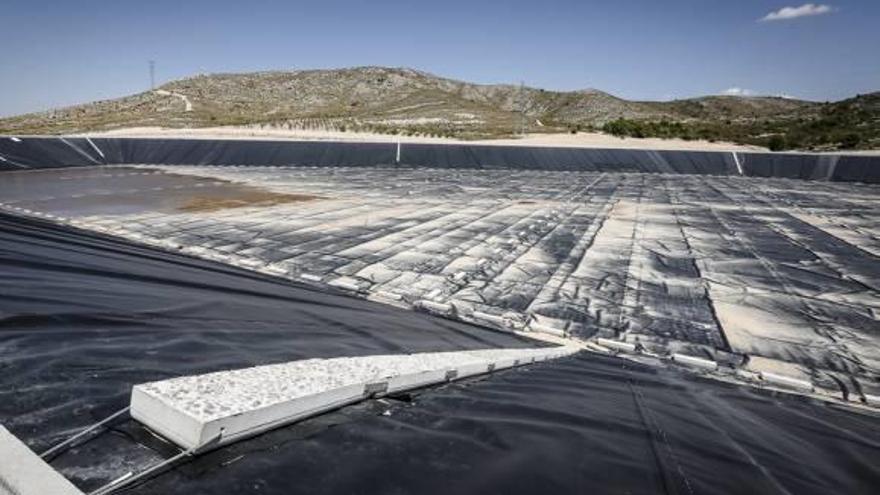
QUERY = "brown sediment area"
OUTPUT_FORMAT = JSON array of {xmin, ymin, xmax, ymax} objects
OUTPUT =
[{"xmin": 179, "ymin": 190, "xmax": 323, "ymax": 212}]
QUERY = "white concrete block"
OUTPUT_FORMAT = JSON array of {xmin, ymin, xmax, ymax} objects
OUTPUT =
[
  {"xmin": 370, "ymin": 290, "xmax": 403, "ymax": 302},
  {"xmin": 493, "ymin": 357, "xmax": 518, "ymax": 370},
  {"xmin": 454, "ymin": 360, "xmax": 492, "ymax": 379},
  {"xmin": 596, "ymin": 338, "xmax": 637, "ymax": 353},
  {"xmin": 231, "ymin": 258, "xmax": 261, "ymax": 269},
  {"xmin": 671, "ymin": 353, "xmax": 718, "ymax": 371},
  {"xmin": 501, "ymin": 312, "xmax": 526, "ymax": 329},
  {"xmin": 187, "ymin": 246, "xmax": 209, "ymax": 255},
  {"xmin": 131, "ymin": 347, "xmax": 576, "ymax": 451},
  {"xmin": 328, "ymin": 276, "xmax": 364, "ymax": 292},
  {"xmin": 261, "ymin": 264, "xmax": 288, "ymax": 277},
  {"xmin": 424, "ymin": 288, "xmax": 442, "ymax": 300},
  {"xmin": 471, "ymin": 311, "xmax": 505, "ymax": 327},
  {"xmin": 0, "ymin": 426, "xmax": 84, "ymax": 495},
  {"xmin": 735, "ymin": 369, "xmax": 760, "ymax": 382},
  {"xmin": 385, "ymin": 369, "xmax": 448, "ymax": 394},
  {"xmin": 759, "ymin": 372, "xmax": 814, "ymax": 392},
  {"xmin": 415, "ymin": 299, "xmax": 453, "ymax": 316},
  {"xmin": 529, "ymin": 322, "xmax": 567, "ymax": 337}
]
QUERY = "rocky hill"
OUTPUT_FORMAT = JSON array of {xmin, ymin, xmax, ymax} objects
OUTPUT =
[{"xmin": 1, "ymin": 66, "xmax": 876, "ymax": 150}]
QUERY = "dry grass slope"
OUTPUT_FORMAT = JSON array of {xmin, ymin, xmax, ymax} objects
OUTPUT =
[{"xmin": 0, "ymin": 66, "xmax": 876, "ymax": 149}]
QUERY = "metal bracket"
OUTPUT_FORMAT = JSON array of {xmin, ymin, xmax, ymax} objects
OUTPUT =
[{"xmin": 364, "ymin": 381, "xmax": 389, "ymax": 397}]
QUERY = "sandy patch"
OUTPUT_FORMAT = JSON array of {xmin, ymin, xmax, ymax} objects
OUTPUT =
[{"xmin": 180, "ymin": 191, "xmax": 322, "ymax": 212}]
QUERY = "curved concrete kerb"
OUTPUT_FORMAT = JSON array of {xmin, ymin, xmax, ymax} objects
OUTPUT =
[{"xmin": 131, "ymin": 346, "xmax": 578, "ymax": 450}]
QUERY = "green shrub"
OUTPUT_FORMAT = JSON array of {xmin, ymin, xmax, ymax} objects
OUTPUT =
[
  {"xmin": 840, "ymin": 133, "xmax": 861, "ymax": 149},
  {"xmin": 767, "ymin": 135, "xmax": 787, "ymax": 151}
]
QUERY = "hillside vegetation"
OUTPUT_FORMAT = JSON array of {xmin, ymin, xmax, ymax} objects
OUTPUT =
[{"xmin": 1, "ymin": 67, "xmax": 877, "ymax": 150}]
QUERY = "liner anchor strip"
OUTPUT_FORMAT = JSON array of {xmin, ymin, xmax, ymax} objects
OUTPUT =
[{"xmin": 0, "ymin": 346, "xmax": 578, "ymax": 495}]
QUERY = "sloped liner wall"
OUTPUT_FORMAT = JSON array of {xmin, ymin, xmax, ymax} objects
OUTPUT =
[{"xmin": 0, "ymin": 137, "xmax": 877, "ymax": 182}]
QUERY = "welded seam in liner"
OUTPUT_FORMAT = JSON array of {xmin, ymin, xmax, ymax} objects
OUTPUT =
[
  {"xmin": 59, "ymin": 137, "xmax": 102, "ymax": 165},
  {"xmin": 0, "ymin": 154, "xmax": 30, "ymax": 168}
]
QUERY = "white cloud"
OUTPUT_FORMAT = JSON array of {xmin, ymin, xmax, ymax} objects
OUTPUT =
[
  {"xmin": 760, "ymin": 4, "xmax": 835, "ymax": 22},
  {"xmin": 721, "ymin": 87, "xmax": 756, "ymax": 97}
]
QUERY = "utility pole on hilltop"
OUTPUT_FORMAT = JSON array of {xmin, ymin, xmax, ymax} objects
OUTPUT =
[
  {"xmin": 149, "ymin": 60, "xmax": 156, "ymax": 90},
  {"xmin": 519, "ymin": 80, "xmax": 527, "ymax": 136}
]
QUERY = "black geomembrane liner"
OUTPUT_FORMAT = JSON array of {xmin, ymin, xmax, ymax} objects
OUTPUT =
[
  {"xmin": 1, "ymin": 136, "xmax": 878, "ymax": 182},
  {"xmin": 1, "ymin": 213, "xmax": 878, "ymax": 494},
  {"xmin": 1, "ymin": 134, "xmax": 879, "ymax": 493}
]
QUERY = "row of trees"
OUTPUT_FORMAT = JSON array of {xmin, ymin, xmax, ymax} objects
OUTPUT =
[{"xmin": 601, "ymin": 118, "xmax": 870, "ymax": 151}]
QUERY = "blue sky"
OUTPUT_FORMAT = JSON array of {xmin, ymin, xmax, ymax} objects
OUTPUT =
[{"xmin": 1, "ymin": 1, "xmax": 878, "ymax": 116}]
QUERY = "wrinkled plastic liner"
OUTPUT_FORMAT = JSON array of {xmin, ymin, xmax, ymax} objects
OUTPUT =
[
  {"xmin": 77, "ymin": 353, "xmax": 880, "ymax": 495},
  {"xmin": 93, "ymin": 355, "xmax": 880, "ymax": 494},
  {"xmin": 2, "ymin": 213, "xmax": 878, "ymax": 493},
  {"xmin": 0, "ymin": 213, "xmax": 536, "ymax": 483}
]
